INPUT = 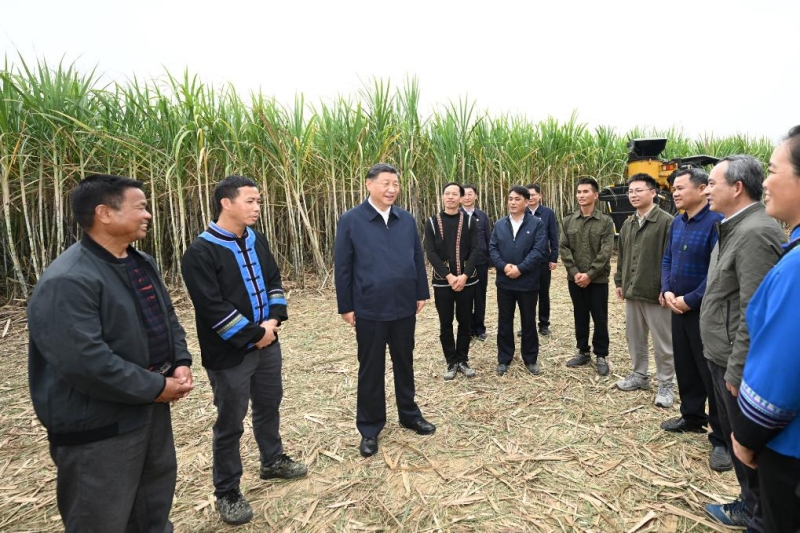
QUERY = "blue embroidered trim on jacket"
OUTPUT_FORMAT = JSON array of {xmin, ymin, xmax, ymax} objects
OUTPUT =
[{"xmin": 739, "ymin": 379, "xmax": 796, "ymax": 430}]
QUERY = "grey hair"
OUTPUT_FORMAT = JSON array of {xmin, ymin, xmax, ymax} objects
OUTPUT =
[{"xmin": 717, "ymin": 155, "xmax": 763, "ymax": 201}]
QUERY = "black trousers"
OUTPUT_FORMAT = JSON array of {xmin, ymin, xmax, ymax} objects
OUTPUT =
[
  {"xmin": 434, "ymin": 284, "xmax": 475, "ymax": 365},
  {"xmin": 538, "ymin": 265, "xmax": 552, "ymax": 328},
  {"xmin": 567, "ymin": 281, "xmax": 609, "ymax": 357},
  {"xmin": 672, "ymin": 311, "xmax": 725, "ymax": 448},
  {"xmin": 758, "ymin": 447, "xmax": 800, "ymax": 533},
  {"xmin": 708, "ymin": 361, "xmax": 763, "ymax": 531},
  {"xmin": 497, "ymin": 287, "xmax": 539, "ymax": 365},
  {"xmin": 470, "ymin": 263, "xmax": 489, "ymax": 336},
  {"xmin": 355, "ymin": 315, "xmax": 422, "ymax": 438}
]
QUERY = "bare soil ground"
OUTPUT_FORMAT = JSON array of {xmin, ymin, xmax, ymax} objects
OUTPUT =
[{"xmin": 1, "ymin": 268, "xmax": 738, "ymax": 532}]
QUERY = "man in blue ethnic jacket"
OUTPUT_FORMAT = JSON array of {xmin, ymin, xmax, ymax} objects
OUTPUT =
[
  {"xmin": 490, "ymin": 185, "xmax": 548, "ymax": 376},
  {"xmin": 182, "ymin": 175, "xmax": 307, "ymax": 526},
  {"xmin": 334, "ymin": 163, "xmax": 434, "ymax": 459}
]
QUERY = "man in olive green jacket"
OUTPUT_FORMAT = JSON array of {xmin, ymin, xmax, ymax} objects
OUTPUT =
[
  {"xmin": 614, "ymin": 174, "xmax": 675, "ymax": 408},
  {"xmin": 561, "ymin": 177, "xmax": 615, "ymax": 376}
]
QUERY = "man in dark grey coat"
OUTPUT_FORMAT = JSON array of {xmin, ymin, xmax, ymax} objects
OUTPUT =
[{"xmin": 28, "ymin": 174, "xmax": 193, "ymax": 533}]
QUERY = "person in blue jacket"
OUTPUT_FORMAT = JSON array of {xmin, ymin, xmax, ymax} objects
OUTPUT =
[
  {"xmin": 334, "ymin": 163, "xmax": 435, "ymax": 458},
  {"xmin": 732, "ymin": 125, "xmax": 800, "ymax": 533},
  {"xmin": 490, "ymin": 185, "xmax": 548, "ymax": 376}
]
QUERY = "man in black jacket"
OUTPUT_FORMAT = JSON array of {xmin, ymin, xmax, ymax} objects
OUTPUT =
[
  {"xmin": 489, "ymin": 185, "xmax": 548, "ymax": 376},
  {"xmin": 182, "ymin": 176, "xmax": 307, "ymax": 526},
  {"xmin": 425, "ymin": 182, "xmax": 483, "ymax": 380},
  {"xmin": 524, "ymin": 183, "xmax": 559, "ymax": 336},
  {"xmin": 28, "ymin": 174, "xmax": 194, "ymax": 533},
  {"xmin": 460, "ymin": 184, "xmax": 492, "ymax": 341}
]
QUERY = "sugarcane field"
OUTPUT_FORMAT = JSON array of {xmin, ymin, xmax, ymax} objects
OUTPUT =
[{"xmin": 0, "ymin": 52, "xmax": 796, "ymax": 533}]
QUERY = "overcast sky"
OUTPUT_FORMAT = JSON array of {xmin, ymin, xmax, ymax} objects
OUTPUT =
[{"xmin": 3, "ymin": 0, "xmax": 797, "ymax": 140}]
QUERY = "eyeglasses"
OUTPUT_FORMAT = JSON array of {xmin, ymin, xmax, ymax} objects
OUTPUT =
[{"xmin": 628, "ymin": 188, "xmax": 654, "ymax": 195}]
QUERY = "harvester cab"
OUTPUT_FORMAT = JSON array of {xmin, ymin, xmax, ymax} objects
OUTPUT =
[{"xmin": 599, "ymin": 138, "xmax": 719, "ymax": 233}]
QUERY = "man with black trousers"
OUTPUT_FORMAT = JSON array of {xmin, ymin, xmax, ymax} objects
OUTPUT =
[
  {"xmin": 518, "ymin": 183, "xmax": 558, "ymax": 337},
  {"xmin": 28, "ymin": 174, "xmax": 194, "ymax": 533},
  {"xmin": 425, "ymin": 182, "xmax": 483, "ymax": 380},
  {"xmin": 561, "ymin": 177, "xmax": 615, "ymax": 376},
  {"xmin": 460, "ymin": 184, "xmax": 492, "ymax": 341},
  {"xmin": 490, "ymin": 185, "xmax": 548, "ymax": 376},
  {"xmin": 182, "ymin": 175, "xmax": 307, "ymax": 526},
  {"xmin": 334, "ymin": 163, "xmax": 435, "ymax": 458},
  {"xmin": 660, "ymin": 168, "xmax": 731, "ymax": 472}
]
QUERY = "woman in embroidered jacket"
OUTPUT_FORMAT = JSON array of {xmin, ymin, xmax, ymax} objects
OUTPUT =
[{"xmin": 732, "ymin": 126, "xmax": 800, "ymax": 533}]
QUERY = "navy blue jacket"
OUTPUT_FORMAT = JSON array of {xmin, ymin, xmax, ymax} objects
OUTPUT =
[
  {"xmin": 460, "ymin": 206, "xmax": 491, "ymax": 265},
  {"xmin": 334, "ymin": 199, "xmax": 430, "ymax": 321},
  {"xmin": 490, "ymin": 212, "xmax": 548, "ymax": 291},
  {"xmin": 529, "ymin": 204, "xmax": 559, "ymax": 264}
]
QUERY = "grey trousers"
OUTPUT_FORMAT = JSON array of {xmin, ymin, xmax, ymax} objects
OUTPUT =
[
  {"xmin": 206, "ymin": 343, "xmax": 284, "ymax": 496},
  {"xmin": 625, "ymin": 299, "xmax": 675, "ymax": 385},
  {"xmin": 49, "ymin": 403, "xmax": 176, "ymax": 533}
]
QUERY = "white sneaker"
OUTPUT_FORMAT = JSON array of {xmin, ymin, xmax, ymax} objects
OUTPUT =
[
  {"xmin": 443, "ymin": 364, "xmax": 457, "ymax": 381},
  {"xmin": 616, "ymin": 373, "xmax": 651, "ymax": 391},
  {"xmin": 654, "ymin": 383, "xmax": 675, "ymax": 408}
]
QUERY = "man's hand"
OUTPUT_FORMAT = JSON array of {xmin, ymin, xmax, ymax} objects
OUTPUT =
[
  {"xmin": 155, "ymin": 376, "xmax": 194, "ymax": 403},
  {"xmin": 726, "ymin": 381, "xmax": 739, "ymax": 398},
  {"xmin": 416, "ymin": 300, "xmax": 426, "ymax": 314},
  {"xmin": 255, "ymin": 319, "xmax": 280, "ymax": 348},
  {"xmin": 446, "ymin": 273, "xmax": 458, "ymax": 290},
  {"xmin": 452, "ymin": 274, "xmax": 468, "ymax": 292},
  {"xmin": 659, "ymin": 292, "xmax": 667, "ymax": 307},
  {"xmin": 169, "ymin": 366, "xmax": 194, "ymax": 403},
  {"xmin": 341, "ymin": 312, "xmax": 356, "ymax": 327},
  {"xmin": 732, "ymin": 433, "xmax": 757, "ymax": 469},
  {"xmin": 673, "ymin": 296, "xmax": 691, "ymax": 313},
  {"xmin": 615, "ymin": 287, "xmax": 624, "ymax": 300},
  {"xmin": 574, "ymin": 273, "xmax": 590, "ymax": 288},
  {"xmin": 548, "ymin": 262, "xmax": 558, "ymax": 271},
  {"xmin": 506, "ymin": 265, "xmax": 521, "ymax": 279}
]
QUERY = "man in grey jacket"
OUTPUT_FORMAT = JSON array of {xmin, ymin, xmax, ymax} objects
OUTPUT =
[
  {"xmin": 700, "ymin": 156, "xmax": 784, "ymax": 531},
  {"xmin": 28, "ymin": 175, "xmax": 194, "ymax": 533}
]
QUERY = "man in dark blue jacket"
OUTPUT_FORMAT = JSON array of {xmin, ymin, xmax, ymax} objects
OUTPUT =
[
  {"xmin": 526, "ymin": 183, "xmax": 558, "ymax": 336},
  {"xmin": 460, "ymin": 184, "xmax": 492, "ymax": 341},
  {"xmin": 334, "ymin": 163, "xmax": 435, "ymax": 458},
  {"xmin": 490, "ymin": 185, "xmax": 549, "ymax": 376}
]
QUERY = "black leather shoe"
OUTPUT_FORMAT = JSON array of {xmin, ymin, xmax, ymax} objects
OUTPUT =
[
  {"xmin": 359, "ymin": 436, "xmax": 378, "ymax": 457},
  {"xmin": 539, "ymin": 327, "xmax": 552, "ymax": 336},
  {"xmin": 660, "ymin": 417, "xmax": 707, "ymax": 433},
  {"xmin": 400, "ymin": 418, "xmax": 436, "ymax": 435},
  {"xmin": 477, "ymin": 333, "xmax": 487, "ymax": 341}
]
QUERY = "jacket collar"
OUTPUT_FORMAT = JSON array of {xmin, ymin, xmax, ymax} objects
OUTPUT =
[
  {"xmin": 359, "ymin": 198, "xmax": 398, "ymax": 222},
  {"xmin": 81, "ymin": 234, "xmax": 142, "ymax": 264},
  {"xmin": 717, "ymin": 202, "xmax": 764, "ymax": 237},
  {"xmin": 206, "ymin": 220, "xmax": 250, "ymax": 241}
]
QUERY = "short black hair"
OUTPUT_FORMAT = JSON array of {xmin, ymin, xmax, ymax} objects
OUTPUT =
[
  {"xmin": 784, "ymin": 125, "xmax": 800, "ymax": 177},
  {"xmin": 366, "ymin": 163, "xmax": 399, "ymax": 181},
  {"xmin": 462, "ymin": 183, "xmax": 478, "ymax": 195},
  {"xmin": 71, "ymin": 174, "xmax": 144, "ymax": 230},
  {"xmin": 442, "ymin": 182, "xmax": 464, "ymax": 196},
  {"xmin": 525, "ymin": 183, "xmax": 541, "ymax": 194},
  {"xmin": 576, "ymin": 177, "xmax": 599, "ymax": 192},
  {"xmin": 627, "ymin": 173, "xmax": 659, "ymax": 190},
  {"xmin": 213, "ymin": 175, "xmax": 258, "ymax": 217},
  {"xmin": 717, "ymin": 155, "xmax": 764, "ymax": 201},
  {"xmin": 673, "ymin": 167, "xmax": 708, "ymax": 187},
  {"xmin": 509, "ymin": 185, "xmax": 530, "ymax": 200}
]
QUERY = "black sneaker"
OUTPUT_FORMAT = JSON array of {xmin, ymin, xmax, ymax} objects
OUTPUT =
[
  {"xmin": 216, "ymin": 490, "xmax": 253, "ymax": 525},
  {"xmin": 566, "ymin": 351, "xmax": 591, "ymax": 367},
  {"xmin": 457, "ymin": 361, "xmax": 476, "ymax": 378},
  {"xmin": 259, "ymin": 454, "xmax": 308, "ymax": 480},
  {"xmin": 705, "ymin": 497, "xmax": 749, "ymax": 527},
  {"xmin": 539, "ymin": 326, "xmax": 552, "ymax": 336},
  {"xmin": 496, "ymin": 363, "xmax": 509, "ymax": 376},
  {"xmin": 443, "ymin": 364, "xmax": 458, "ymax": 381}
]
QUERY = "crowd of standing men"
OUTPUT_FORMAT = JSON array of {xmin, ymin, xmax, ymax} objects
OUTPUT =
[{"xmin": 26, "ymin": 127, "xmax": 800, "ymax": 532}]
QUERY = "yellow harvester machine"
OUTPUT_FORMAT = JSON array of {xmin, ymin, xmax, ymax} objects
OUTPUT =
[{"xmin": 599, "ymin": 138, "xmax": 718, "ymax": 233}]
